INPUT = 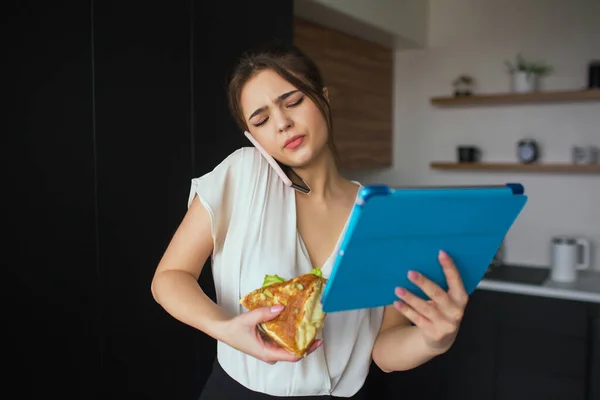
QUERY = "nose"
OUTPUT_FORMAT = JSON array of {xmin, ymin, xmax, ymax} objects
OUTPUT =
[{"xmin": 274, "ymin": 110, "xmax": 293, "ymax": 133}]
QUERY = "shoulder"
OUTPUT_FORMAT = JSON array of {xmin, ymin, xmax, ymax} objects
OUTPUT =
[
  {"xmin": 202, "ymin": 146, "xmax": 261, "ymax": 175},
  {"xmin": 221, "ymin": 146, "xmax": 262, "ymax": 167},
  {"xmin": 191, "ymin": 147, "xmax": 263, "ymax": 184},
  {"xmin": 187, "ymin": 147, "xmax": 266, "ymax": 234},
  {"xmin": 188, "ymin": 146, "xmax": 272, "ymax": 209}
]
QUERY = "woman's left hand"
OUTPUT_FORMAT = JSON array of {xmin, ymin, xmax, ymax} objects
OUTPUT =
[{"xmin": 393, "ymin": 250, "xmax": 469, "ymax": 354}]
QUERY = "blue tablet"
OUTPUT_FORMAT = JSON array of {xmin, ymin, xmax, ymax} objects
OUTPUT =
[{"xmin": 320, "ymin": 183, "xmax": 528, "ymax": 313}]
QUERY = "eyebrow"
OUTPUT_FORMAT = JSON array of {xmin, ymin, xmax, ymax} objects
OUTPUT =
[{"xmin": 247, "ymin": 90, "xmax": 300, "ymax": 121}]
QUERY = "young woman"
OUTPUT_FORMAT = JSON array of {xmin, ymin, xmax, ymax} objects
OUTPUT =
[{"xmin": 151, "ymin": 41, "xmax": 469, "ymax": 399}]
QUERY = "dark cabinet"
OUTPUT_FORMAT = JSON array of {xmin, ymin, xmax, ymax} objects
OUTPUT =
[
  {"xmin": 496, "ymin": 294, "xmax": 589, "ymax": 400},
  {"xmin": 494, "ymin": 293, "xmax": 589, "ymax": 400},
  {"xmin": 440, "ymin": 289, "xmax": 500, "ymax": 399},
  {"xmin": 379, "ymin": 290, "xmax": 598, "ymax": 400},
  {"xmin": 93, "ymin": 2, "xmax": 198, "ymax": 399},
  {"xmin": 7, "ymin": 1, "xmax": 293, "ymax": 399},
  {"xmin": 7, "ymin": 2, "xmax": 99, "ymax": 399},
  {"xmin": 372, "ymin": 290, "xmax": 499, "ymax": 399},
  {"xmin": 589, "ymin": 306, "xmax": 600, "ymax": 400}
]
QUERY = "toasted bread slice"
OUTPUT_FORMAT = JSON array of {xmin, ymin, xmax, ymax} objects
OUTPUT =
[{"xmin": 240, "ymin": 273, "xmax": 327, "ymax": 357}]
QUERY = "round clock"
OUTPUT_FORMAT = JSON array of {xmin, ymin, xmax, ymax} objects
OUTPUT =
[{"xmin": 517, "ymin": 139, "xmax": 539, "ymax": 163}]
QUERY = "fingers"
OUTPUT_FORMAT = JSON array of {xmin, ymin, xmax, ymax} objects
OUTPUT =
[
  {"xmin": 438, "ymin": 250, "xmax": 469, "ymax": 307},
  {"xmin": 262, "ymin": 342, "xmax": 302, "ymax": 363},
  {"xmin": 245, "ymin": 305, "xmax": 284, "ymax": 325},
  {"xmin": 393, "ymin": 300, "xmax": 432, "ymax": 330},
  {"xmin": 395, "ymin": 285, "xmax": 443, "ymax": 322},
  {"xmin": 406, "ymin": 270, "xmax": 454, "ymax": 311},
  {"xmin": 392, "ymin": 251, "xmax": 468, "ymax": 353},
  {"xmin": 306, "ymin": 339, "xmax": 324, "ymax": 355},
  {"xmin": 394, "ymin": 250, "xmax": 468, "ymax": 324},
  {"xmin": 261, "ymin": 339, "xmax": 324, "ymax": 364},
  {"xmin": 243, "ymin": 306, "xmax": 325, "ymax": 364}
]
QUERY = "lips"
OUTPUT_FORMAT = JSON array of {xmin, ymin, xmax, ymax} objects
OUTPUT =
[{"xmin": 284, "ymin": 135, "xmax": 305, "ymax": 149}]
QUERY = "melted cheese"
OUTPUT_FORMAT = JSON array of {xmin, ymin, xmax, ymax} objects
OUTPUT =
[{"xmin": 296, "ymin": 285, "xmax": 325, "ymax": 351}]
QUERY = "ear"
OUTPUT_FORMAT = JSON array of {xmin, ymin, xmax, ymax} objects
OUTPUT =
[{"xmin": 322, "ymin": 87, "xmax": 329, "ymax": 102}]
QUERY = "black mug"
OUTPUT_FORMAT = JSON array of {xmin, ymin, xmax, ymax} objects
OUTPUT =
[
  {"xmin": 457, "ymin": 146, "xmax": 480, "ymax": 163},
  {"xmin": 588, "ymin": 60, "xmax": 600, "ymax": 89}
]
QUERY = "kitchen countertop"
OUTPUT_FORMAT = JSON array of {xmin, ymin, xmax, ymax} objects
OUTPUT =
[{"xmin": 477, "ymin": 264, "xmax": 600, "ymax": 304}]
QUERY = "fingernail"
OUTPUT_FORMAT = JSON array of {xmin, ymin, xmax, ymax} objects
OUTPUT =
[
  {"xmin": 270, "ymin": 305, "xmax": 284, "ymax": 313},
  {"xmin": 439, "ymin": 250, "xmax": 448, "ymax": 259},
  {"xmin": 396, "ymin": 287, "xmax": 406, "ymax": 296},
  {"xmin": 408, "ymin": 270, "xmax": 419, "ymax": 280}
]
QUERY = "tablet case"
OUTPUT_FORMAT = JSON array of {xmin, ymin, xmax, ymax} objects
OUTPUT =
[{"xmin": 320, "ymin": 183, "xmax": 528, "ymax": 313}]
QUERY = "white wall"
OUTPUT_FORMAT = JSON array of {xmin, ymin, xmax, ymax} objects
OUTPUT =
[{"xmin": 351, "ymin": 0, "xmax": 600, "ymax": 270}]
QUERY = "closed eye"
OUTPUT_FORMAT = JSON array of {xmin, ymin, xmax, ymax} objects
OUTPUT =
[
  {"xmin": 287, "ymin": 96, "xmax": 304, "ymax": 107},
  {"xmin": 254, "ymin": 118, "xmax": 268, "ymax": 127},
  {"xmin": 252, "ymin": 95, "xmax": 305, "ymax": 127}
]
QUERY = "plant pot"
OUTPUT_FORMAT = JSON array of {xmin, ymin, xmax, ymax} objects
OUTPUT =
[{"xmin": 511, "ymin": 71, "xmax": 539, "ymax": 93}]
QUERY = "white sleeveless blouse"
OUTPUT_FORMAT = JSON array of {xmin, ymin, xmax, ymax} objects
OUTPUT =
[{"xmin": 187, "ymin": 147, "xmax": 384, "ymax": 397}]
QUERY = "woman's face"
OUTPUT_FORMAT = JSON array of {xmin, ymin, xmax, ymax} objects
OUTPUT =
[{"xmin": 240, "ymin": 68, "xmax": 329, "ymax": 168}]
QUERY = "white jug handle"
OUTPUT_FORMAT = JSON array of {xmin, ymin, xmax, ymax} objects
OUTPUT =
[{"xmin": 576, "ymin": 238, "xmax": 591, "ymax": 270}]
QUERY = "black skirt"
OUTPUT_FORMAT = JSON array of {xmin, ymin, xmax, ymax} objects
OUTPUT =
[{"xmin": 198, "ymin": 360, "xmax": 369, "ymax": 400}]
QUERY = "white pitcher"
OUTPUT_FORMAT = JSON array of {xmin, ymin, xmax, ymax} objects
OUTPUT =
[{"xmin": 550, "ymin": 236, "xmax": 591, "ymax": 283}]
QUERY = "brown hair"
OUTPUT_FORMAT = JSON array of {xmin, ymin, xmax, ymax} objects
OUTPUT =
[{"xmin": 227, "ymin": 40, "xmax": 339, "ymax": 163}]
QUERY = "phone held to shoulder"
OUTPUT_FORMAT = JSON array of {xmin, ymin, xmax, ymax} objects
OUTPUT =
[{"xmin": 244, "ymin": 130, "xmax": 311, "ymax": 194}]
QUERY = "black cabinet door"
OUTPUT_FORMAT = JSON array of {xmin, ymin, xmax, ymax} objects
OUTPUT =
[
  {"xmin": 588, "ymin": 305, "xmax": 600, "ymax": 400},
  {"xmin": 6, "ymin": 1, "xmax": 99, "ymax": 398},
  {"xmin": 93, "ymin": 1, "xmax": 197, "ymax": 399},
  {"xmin": 376, "ymin": 289, "xmax": 593, "ymax": 400},
  {"xmin": 440, "ymin": 289, "xmax": 500, "ymax": 400},
  {"xmin": 494, "ymin": 293, "xmax": 589, "ymax": 400},
  {"xmin": 372, "ymin": 288, "xmax": 499, "ymax": 399},
  {"xmin": 382, "ymin": 352, "xmax": 446, "ymax": 399}
]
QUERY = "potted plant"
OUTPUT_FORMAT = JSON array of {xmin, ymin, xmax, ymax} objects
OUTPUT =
[{"xmin": 505, "ymin": 53, "xmax": 553, "ymax": 93}]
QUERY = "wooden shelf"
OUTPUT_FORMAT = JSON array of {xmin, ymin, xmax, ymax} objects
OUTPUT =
[
  {"xmin": 430, "ymin": 162, "xmax": 600, "ymax": 173},
  {"xmin": 430, "ymin": 89, "xmax": 600, "ymax": 106}
]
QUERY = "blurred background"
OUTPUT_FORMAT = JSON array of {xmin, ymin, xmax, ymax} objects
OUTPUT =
[{"xmin": 5, "ymin": 0, "xmax": 599, "ymax": 399}]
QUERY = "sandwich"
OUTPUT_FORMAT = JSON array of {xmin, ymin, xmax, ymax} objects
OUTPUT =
[{"xmin": 240, "ymin": 269, "xmax": 327, "ymax": 357}]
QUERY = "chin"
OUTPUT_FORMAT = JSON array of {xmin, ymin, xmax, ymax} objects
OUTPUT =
[
  {"xmin": 280, "ymin": 134, "xmax": 328, "ymax": 168},
  {"xmin": 282, "ymin": 147, "xmax": 315, "ymax": 168}
]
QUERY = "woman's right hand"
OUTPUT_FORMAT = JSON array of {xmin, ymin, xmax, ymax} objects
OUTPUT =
[{"xmin": 219, "ymin": 305, "xmax": 323, "ymax": 364}]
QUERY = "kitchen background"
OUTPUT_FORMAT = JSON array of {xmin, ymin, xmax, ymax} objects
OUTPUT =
[
  {"xmin": 334, "ymin": 0, "xmax": 600, "ymax": 270},
  {"xmin": 5, "ymin": 0, "xmax": 599, "ymax": 399}
]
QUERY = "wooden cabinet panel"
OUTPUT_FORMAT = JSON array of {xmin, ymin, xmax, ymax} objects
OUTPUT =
[{"xmin": 293, "ymin": 18, "xmax": 393, "ymax": 170}]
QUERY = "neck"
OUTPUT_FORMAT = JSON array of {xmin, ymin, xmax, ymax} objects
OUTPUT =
[{"xmin": 293, "ymin": 148, "xmax": 347, "ymax": 201}]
